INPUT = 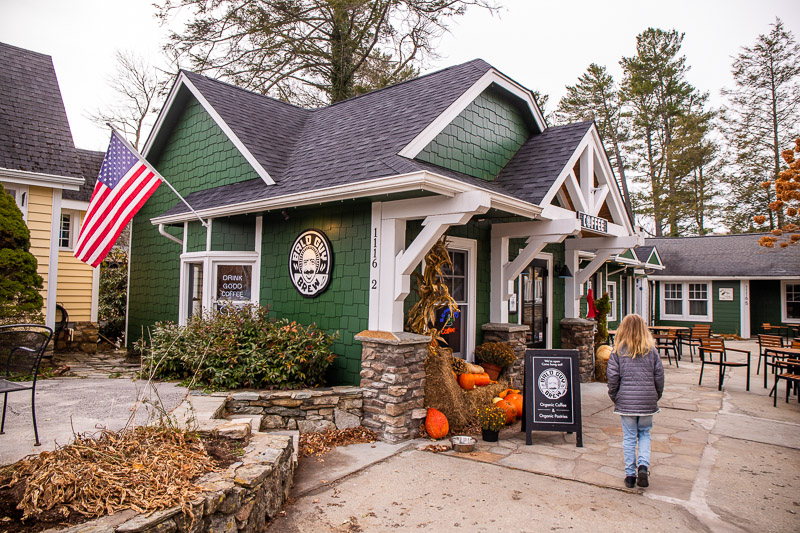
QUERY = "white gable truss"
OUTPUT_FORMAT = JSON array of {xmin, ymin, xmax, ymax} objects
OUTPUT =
[
  {"xmin": 142, "ymin": 72, "xmax": 275, "ymax": 186},
  {"xmin": 397, "ymin": 68, "xmax": 547, "ymax": 159},
  {"xmin": 489, "ymin": 123, "xmax": 643, "ymax": 322}
]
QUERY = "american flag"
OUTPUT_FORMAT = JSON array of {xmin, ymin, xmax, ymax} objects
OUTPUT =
[{"xmin": 74, "ymin": 130, "xmax": 162, "ymax": 267}]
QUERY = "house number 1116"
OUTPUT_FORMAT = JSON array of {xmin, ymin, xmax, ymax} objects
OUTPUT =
[{"xmin": 371, "ymin": 228, "xmax": 378, "ymax": 289}]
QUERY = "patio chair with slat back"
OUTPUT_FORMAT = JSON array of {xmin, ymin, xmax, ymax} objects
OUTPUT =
[
  {"xmin": 757, "ymin": 334, "xmax": 784, "ymax": 379},
  {"xmin": 773, "ymin": 359, "xmax": 800, "ymax": 408},
  {"xmin": 0, "ymin": 324, "xmax": 53, "ymax": 446},
  {"xmin": 680, "ymin": 324, "xmax": 711, "ymax": 363},
  {"xmin": 698, "ymin": 337, "xmax": 750, "ymax": 391},
  {"xmin": 653, "ymin": 333, "xmax": 679, "ymax": 367}
]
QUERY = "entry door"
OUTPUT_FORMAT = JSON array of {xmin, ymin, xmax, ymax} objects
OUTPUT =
[
  {"xmin": 521, "ymin": 259, "xmax": 548, "ymax": 348},
  {"xmin": 441, "ymin": 250, "xmax": 468, "ymax": 358}
]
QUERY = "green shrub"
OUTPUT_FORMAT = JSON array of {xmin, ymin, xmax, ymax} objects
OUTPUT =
[
  {"xmin": 139, "ymin": 305, "xmax": 337, "ymax": 390},
  {"xmin": 474, "ymin": 342, "xmax": 516, "ymax": 367},
  {"xmin": 99, "ymin": 248, "xmax": 128, "ymax": 343}
]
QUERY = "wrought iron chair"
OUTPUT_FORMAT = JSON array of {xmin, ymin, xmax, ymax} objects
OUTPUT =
[
  {"xmin": 757, "ymin": 334, "xmax": 785, "ymax": 386},
  {"xmin": 773, "ymin": 359, "xmax": 800, "ymax": 407},
  {"xmin": 0, "ymin": 324, "xmax": 53, "ymax": 446},
  {"xmin": 698, "ymin": 337, "xmax": 750, "ymax": 392}
]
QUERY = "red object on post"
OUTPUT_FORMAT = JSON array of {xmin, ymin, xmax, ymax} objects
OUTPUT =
[{"xmin": 587, "ymin": 288, "xmax": 597, "ymax": 318}]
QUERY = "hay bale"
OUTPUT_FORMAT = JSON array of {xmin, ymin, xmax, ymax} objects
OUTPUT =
[
  {"xmin": 424, "ymin": 346, "xmax": 472, "ymax": 431},
  {"xmin": 464, "ymin": 382, "xmax": 507, "ymax": 414}
]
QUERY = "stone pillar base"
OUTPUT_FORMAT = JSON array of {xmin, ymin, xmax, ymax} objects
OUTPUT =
[
  {"xmin": 55, "ymin": 321, "xmax": 98, "ymax": 354},
  {"xmin": 481, "ymin": 323, "xmax": 529, "ymax": 389},
  {"xmin": 560, "ymin": 318, "xmax": 596, "ymax": 382},
  {"xmin": 356, "ymin": 331, "xmax": 430, "ymax": 444}
]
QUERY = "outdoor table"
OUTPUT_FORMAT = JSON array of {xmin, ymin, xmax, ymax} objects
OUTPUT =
[
  {"xmin": 649, "ymin": 326, "xmax": 690, "ymax": 358},
  {"xmin": 764, "ymin": 347, "xmax": 800, "ymax": 389}
]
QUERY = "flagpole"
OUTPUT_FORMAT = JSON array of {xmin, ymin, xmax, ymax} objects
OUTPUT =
[{"xmin": 106, "ymin": 124, "xmax": 208, "ymax": 228}]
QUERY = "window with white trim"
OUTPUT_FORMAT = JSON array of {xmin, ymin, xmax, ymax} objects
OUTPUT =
[
  {"xmin": 179, "ymin": 252, "xmax": 259, "ymax": 325},
  {"xmin": 783, "ymin": 281, "xmax": 800, "ymax": 323},
  {"xmin": 661, "ymin": 282, "xmax": 711, "ymax": 321},
  {"xmin": 2, "ymin": 182, "xmax": 28, "ymax": 220},
  {"xmin": 59, "ymin": 210, "xmax": 78, "ymax": 250},
  {"xmin": 607, "ymin": 282, "xmax": 617, "ymax": 322}
]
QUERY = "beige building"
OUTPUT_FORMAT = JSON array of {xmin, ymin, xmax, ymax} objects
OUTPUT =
[{"xmin": 1, "ymin": 42, "xmax": 102, "ymax": 329}]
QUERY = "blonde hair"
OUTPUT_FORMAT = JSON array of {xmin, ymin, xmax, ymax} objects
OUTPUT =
[{"xmin": 614, "ymin": 314, "xmax": 655, "ymax": 358}]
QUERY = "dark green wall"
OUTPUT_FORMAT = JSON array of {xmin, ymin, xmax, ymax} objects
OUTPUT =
[
  {"xmin": 416, "ymin": 88, "xmax": 531, "ymax": 180},
  {"xmin": 128, "ymin": 97, "xmax": 260, "ymax": 346},
  {"xmin": 260, "ymin": 205, "xmax": 370, "ymax": 386},
  {"xmin": 654, "ymin": 280, "xmax": 741, "ymax": 335},
  {"xmin": 212, "ymin": 215, "xmax": 257, "ymax": 252}
]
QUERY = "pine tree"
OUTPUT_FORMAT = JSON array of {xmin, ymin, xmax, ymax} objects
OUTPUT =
[
  {"xmin": 557, "ymin": 63, "xmax": 633, "ymax": 221},
  {"xmin": 0, "ymin": 183, "xmax": 44, "ymax": 324},
  {"xmin": 621, "ymin": 28, "xmax": 713, "ymax": 236},
  {"xmin": 721, "ymin": 18, "xmax": 800, "ymax": 232}
]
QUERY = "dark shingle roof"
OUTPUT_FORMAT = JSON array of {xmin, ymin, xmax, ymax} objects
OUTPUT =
[
  {"xmin": 646, "ymin": 234, "xmax": 800, "ymax": 277},
  {"xmin": 0, "ymin": 42, "xmax": 82, "ymax": 178},
  {"xmin": 157, "ymin": 60, "xmax": 592, "ymax": 218},
  {"xmin": 634, "ymin": 246, "xmax": 654, "ymax": 262},
  {"xmin": 64, "ymin": 149, "xmax": 104, "ymax": 202}
]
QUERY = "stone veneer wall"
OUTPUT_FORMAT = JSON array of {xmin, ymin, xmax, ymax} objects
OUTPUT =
[
  {"xmin": 481, "ymin": 323, "xmax": 529, "ymax": 390},
  {"xmin": 355, "ymin": 331, "xmax": 430, "ymax": 444},
  {"xmin": 560, "ymin": 318, "xmax": 596, "ymax": 382},
  {"xmin": 57, "ymin": 433, "xmax": 294, "ymax": 533},
  {"xmin": 224, "ymin": 387, "xmax": 362, "ymax": 433},
  {"xmin": 55, "ymin": 321, "xmax": 98, "ymax": 354}
]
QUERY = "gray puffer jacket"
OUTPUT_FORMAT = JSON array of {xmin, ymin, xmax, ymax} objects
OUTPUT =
[{"xmin": 607, "ymin": 346, "xmax": 664, "ymax": 416}]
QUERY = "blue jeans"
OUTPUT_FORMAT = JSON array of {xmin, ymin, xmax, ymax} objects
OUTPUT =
[{"xmin": 620, "ymin": 415, "xmax": 653, "ymax": 476}]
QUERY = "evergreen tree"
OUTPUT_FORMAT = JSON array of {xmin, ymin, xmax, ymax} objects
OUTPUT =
[
  {"xmin": 721, "ymin": 18, "xmax": 800, "ymax": 232},
  {"xmin": 0, "ymin": 183, "xmax": 44, "ymax": 324},
  {"xmin": 621, "ymin": 28, "xmax": 713, "ymax": 236},
  {"xmin": 158, "ymin": 0, "xmax": 497, "ymax": 105},
  {"xmin": 557, "ymin": 63, "xmax": 633, "ymax": 222}
]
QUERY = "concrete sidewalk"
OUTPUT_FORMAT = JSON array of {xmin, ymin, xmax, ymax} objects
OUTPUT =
[{"xmin": 272, "ymin": 340, "xmax": 800, "ymax": 532}]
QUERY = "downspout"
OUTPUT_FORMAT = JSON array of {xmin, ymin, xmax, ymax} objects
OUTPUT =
[{"xmin": 158, "ymin": 224, "xmax": 183, "ymax": 246}]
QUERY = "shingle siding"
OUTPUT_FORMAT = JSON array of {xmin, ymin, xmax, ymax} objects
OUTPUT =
[{"xmin": 417, "ymin": 89, "xmax": 531, "ymax": 180}]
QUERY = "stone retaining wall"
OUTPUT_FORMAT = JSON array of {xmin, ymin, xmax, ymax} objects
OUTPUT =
[
  {"xmin": 55, "ymin": 321, "xmax": 98, "ymax": 354},
  {"xmin": 223, "ymin": 387, "xmax": 363, "ymax": 433},
  {"xmin": 560, "ymin": 317, "xmax": 596, "ymax": 382},
  {"xmin": 55, "ymin": 433, "xmax": 294, "ymax": 533}
]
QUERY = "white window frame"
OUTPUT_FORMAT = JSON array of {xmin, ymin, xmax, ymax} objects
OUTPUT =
[
  {"xmin": 606, "ymin": 281, "xmax": 617, "ymax": 322},
  {"xmin": 781, "ymin": 280, "xmax": 800, "ymax": 324},
  {"xmin": 2, "ymin": 182, "xmax": 29, "ymax": 221},
  {"xmin": 660, "ymin": 281, "xmax": 712, "ymax": 322},
  {"xmin": 58, "ymin": 209, "xmax": 79, "ymax": 250},
  {"xmin": 178, "ymin": 251, "xmax": 260, "ymax": 325},
  {"xmin": 445, "ymin": 237, "xmax": 477, "ymax": 362}
]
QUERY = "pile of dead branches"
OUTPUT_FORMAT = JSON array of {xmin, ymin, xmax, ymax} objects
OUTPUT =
[
  {"xmin": 0, "ymin": 426, "xmax": 217, "ymax": 522},
  {"xmin": 298, "ymin": 427, "xmax": 377, "ymax": 458}
]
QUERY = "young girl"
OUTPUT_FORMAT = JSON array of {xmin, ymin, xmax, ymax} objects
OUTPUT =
[{"xmin": 607, "ymin": 313, "xmax": 665, "ymax": 488}]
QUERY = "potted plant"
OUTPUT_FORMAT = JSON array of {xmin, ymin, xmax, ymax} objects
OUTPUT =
[
  {"xmin": 476, "ymin": 404, "xmax": 506, "ymax": 442},
  {"xmin": 473, "ymin": 342, "xmax": 515, "ymax": 380}
]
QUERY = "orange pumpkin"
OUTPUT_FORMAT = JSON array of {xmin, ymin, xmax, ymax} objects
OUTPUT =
[
  {"xmin": 425, "ymin": 408, "xmax": 449, "ymax": 439},
  {"xmin": 505, "ymin": 393, "xmax": 524, "ymax": 418},
  {"xmin": 473, "ymin": 372, "xmax": 490, "ymax": 387},
  {"xmin": 495, "ymin": 399, "xmax": 516, "ymax": 424},
  {"xmin": 458, "ymin": 373, "xmax": 476, "ymax": 390}
]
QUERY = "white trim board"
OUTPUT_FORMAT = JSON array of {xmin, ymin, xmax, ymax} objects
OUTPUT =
[
  {"xmin": 0, "ymin": 167, "xmax": 83, "ymax": 190},
  {"xmin": 143, "ymin": 72, "xmax": 275, "ymax": 186},
  {"xmin": 397, "ymin": 68, "xmax": 546, "ymax": 160}
]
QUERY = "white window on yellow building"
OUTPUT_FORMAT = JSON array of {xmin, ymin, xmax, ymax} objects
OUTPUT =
[{"xmin": 59, "ymin": 209, "xmax": 79, "ymax": 250}]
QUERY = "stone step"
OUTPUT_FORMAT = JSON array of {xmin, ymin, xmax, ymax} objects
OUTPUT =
[
  {"xmin": 227, "ymin": 414, "xmax": 264, "ymax": 432},
  {"xmin": 264, "ymin": 429, "xmax": 300, "ymax": 464}
]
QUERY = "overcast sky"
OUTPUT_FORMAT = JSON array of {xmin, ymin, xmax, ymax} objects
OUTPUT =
[{"xmin": 1, "ymin": 0, "xmax": 798, "ymax": 151}]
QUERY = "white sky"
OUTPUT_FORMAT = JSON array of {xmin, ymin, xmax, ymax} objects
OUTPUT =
[{"xmin": 1, "ymin": 0, "xmax": 799, "ymax": 151}]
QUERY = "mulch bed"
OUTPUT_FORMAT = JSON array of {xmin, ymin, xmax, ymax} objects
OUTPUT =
[
  {"xmin": 298, "ymin": 427, "xmax": 377, "ymax": 459},
  {"xmin": 0, "ymin": 428, "xmax": 246, "ymax": 532}
]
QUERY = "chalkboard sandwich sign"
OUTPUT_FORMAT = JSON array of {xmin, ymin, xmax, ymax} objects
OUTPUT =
[{"xmin": 522, "ymin": 349, "xmax": 583, "ymax": 447}]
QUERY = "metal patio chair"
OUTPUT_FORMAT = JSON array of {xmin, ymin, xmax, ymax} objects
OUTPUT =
[
  {"xmin": 0, "ymin": 324, "xmax": 53, "ymax": 446},
  {"xmin": 757, "ymin": 334, "xmax": 784, "ymax": 381},
  {"xmin": 698, "ymin": 337, "xmax": 750, "ymax": 392},
  {"xmin": 680, "ymin": 324, "xmax": 711, "ymax": 362},
  {"xmin": 653, "ymin": 333, "xmax": 679, "ymax": 367}
]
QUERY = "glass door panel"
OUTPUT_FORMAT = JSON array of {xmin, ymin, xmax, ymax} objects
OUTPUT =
[
  {"xmin": 441, "ymin": 250, "xmax": 468, "ymax": 358},
  {"xmin": 521, "ymin": 259, "xmax": 547, "ymax": 348}
]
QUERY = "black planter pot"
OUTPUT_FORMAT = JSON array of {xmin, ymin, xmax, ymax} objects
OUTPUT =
[{"xmin": 481, "ymin": 429, "xmax": 499, "ymax": 442}]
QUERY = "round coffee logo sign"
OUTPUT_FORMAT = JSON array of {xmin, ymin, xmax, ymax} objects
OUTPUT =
[
  {"xmin": 289, "ymin": 229, "xmax": 333, "ymax": 298},
  {"xmin": 538, "ymin": 368, "xmax": 568, "ymax": 400}
]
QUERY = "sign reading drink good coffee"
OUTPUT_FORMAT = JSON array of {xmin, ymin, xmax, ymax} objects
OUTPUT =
[{"xmin": 289, "ymin": 229, "xmax": 333, "ymax": 298}]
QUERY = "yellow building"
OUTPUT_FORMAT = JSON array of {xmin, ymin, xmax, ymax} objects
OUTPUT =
[{"xmin": 0, "ymin": 42, "xmax": 101, "ymax": 330}]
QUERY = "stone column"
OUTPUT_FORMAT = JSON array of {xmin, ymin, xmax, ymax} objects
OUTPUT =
[
  {"xmin": 560, "ymin": 318, "xmax": 596, "ymax": 382},
  {"xmin": 355, "ymin": 331, "xmax": 430, "ymax": 444},
  {"xmin": 481, "ymin": 323, "xmax": 529, "ymax": 389}
]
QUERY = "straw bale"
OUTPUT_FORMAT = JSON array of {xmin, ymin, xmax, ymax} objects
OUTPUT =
[{"xmin": 423, "ymin": 346, "xmax": 471, "ymax": 431}]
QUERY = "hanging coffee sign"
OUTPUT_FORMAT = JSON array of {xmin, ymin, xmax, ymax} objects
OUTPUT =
[
  {"xmin": 289, "ymin": 229, "xmax": 333, "ymax": 297},
  {"xmin": 522, "ymin": 349, "xmax": 583, "ymax": 447},
  {"xmin": 577, "ymin": 211, "xmax": 608, "ymax": 234}
]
